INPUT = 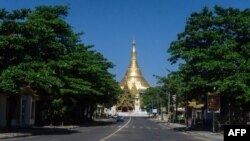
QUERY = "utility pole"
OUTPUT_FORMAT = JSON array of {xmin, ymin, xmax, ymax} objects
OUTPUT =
[
  {"xmin": 160, "ymin": 99, "xmax": 163, "ymax": 120},
  {"xmin": 168, "ymin": 92, "xmax": 171, "ymax": 122},
  {"xmin": 157, "ymin": 93, "xmax": 159, "ymax": 116}
]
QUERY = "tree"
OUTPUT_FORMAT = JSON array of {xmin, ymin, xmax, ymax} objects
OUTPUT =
[
  {"xmin": 142, "ymin": 86, "xmax": 167, "ymax": 112},
  {"xmin": 54, "ymin": 45, "xmax": 120, "ymax": 123},
  {"xmin": 155, "ymin": 72, "xmax": 185, "ymax": 121},
  {"xmin": 0, "ymin": 7, "xmax": 63, "ymax": 128},
  {"xmin": 168, "ymin": 6, "xmax": 250, "ymax": 123},
  {"xmin": 0, "ymin": 5, "xmax": 120, "ymax": 127}
]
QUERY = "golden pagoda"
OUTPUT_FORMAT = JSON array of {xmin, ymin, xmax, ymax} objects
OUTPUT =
[
  {"xmin": 120, "ymin": 40, "xmax": 150, "ymax": 90},
  {"xmin": 116, "ymin": 40, "xmax": 150, "ymax": 113}
]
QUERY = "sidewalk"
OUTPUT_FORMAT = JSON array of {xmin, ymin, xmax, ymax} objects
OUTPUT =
[
  {"xmin": 151, "ymin": 118, "xmax": 224, "ymax": 141},
  {"xmin": 0, "ymin": 119, "xmax": 115, "ymax": 140},
  {"xmin": 0, "ymin": 132, "xmax": 31, "ymax": 139},
  {"xmin": 0, "ymin": 125, "xmax": 78, "ymax": 140}
]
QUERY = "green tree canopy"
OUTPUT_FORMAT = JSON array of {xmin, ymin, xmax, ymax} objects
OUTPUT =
[
  {"xmin": 142, "ymin": 86, "xmax": 166, "ymax": 111},
  {"xmin": 0, "ymin": 5, "xmax": 120, "ymax": 125},
  {"xmin": 168, "ymin": 6, "xmax": 250, "ymax": 120}
]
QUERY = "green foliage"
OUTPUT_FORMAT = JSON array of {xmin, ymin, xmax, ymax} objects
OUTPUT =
[
  {"xmin": 142, "ymin": 86, "xmax": 167, "ymax": 112},
  {"xmin": 0, "ymin": 62, "xmax": 61, "ymax": 94},
  {"xmin": 168, "ymin": 6, "xmax": 250, "ymax": 112},
  {"xmin": 0, "ymin": 5, "xmax": 120, "ymax": 125}
]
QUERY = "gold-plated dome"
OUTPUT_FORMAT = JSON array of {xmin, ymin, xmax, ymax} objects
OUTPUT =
[{"xmin": 120, "ymin": 40, "xmax": 150, "ymax": 90}]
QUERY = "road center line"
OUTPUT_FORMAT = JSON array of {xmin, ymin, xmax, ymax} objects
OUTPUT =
[{"xmin": 99, "ymin": 117, "xmax": 131, "ymax": 141}]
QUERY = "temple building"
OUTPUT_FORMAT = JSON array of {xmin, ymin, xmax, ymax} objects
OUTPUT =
[{"xmin": 115, "ymin": 40, "xmax": 150, "ymax": 114}]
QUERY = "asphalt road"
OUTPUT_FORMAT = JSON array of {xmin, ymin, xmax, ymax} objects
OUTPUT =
[
  {"xmin": 3, "ymin": 117, "xmax": 205, "ymax": 141},
  {"xmin": 104, "ymin": 117, "xmax": 204, "ymax": 141}
]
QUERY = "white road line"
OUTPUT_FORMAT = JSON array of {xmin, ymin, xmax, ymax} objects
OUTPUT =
[{"xmin": 99, "ymin": 117, "xmax": 131, "ymax": 141}]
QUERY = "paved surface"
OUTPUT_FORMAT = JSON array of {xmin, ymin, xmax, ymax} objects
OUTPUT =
[
  {"xmin": 105, "ymin": 117, "xmax": 203, "ymax": 141},
  {"xmin": 151, "ymin": 118, "xmax": 223, "ymax": 141},
  {"xmin": 0, "ymin": 117, "xmax": 223, "ymax": 141},
  {"xmin": 0, "ymin": 125, "xmax": 79, "ymax": 140},
  {"xmin": 0, "ymin": 118, "xmax": 122, "ymax": 141}
]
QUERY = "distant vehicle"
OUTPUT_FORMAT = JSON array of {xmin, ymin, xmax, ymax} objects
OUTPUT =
[
  {"xmin": 116, "ymin": 116, "xmax": 124, "ymax": 122},
  {"xmin": 112, "ymin": 114, "xmax": 119, "ymax": 118},
  {"xmin": 152, "ymin": 109, "xmax": 157, "ymax": 114}
]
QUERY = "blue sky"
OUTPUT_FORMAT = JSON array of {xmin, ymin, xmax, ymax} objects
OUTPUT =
[{"xmin": 1, "ymin": 0, "xmax": 249, "ymax": 86}]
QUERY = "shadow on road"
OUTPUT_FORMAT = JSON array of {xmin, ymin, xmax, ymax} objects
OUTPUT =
[
  {"xmin": 79, "ymin": 120, "xmax": 119, "ymax": 127},
  {"xmin": 0, "ymin": 120, "xmax": 120, "ymax": 137},
  {"xmin": 173, "ymin": 126, "xmax": 211, "ymax": 132},
  {"xmin": 0, "ymin": 127, "xmax": 79, "ymax": 136}
]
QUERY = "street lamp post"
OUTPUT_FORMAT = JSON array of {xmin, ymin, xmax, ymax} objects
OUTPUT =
[
  {"xmin": 168, "ymin": 92, "xmax": 170, "ymax": 122},
  {"xmin": 157, "ymin": 93, "xmax": 160, "ymax": 117}
]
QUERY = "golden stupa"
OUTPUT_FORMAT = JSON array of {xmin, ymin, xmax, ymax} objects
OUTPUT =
[
  {"xmin": 116, "ymin": 40, "xmax": 150, "ymax": 112},
  {"xmin": 120, "ymin": 40, "xmax": 150, "ymax": 90}
]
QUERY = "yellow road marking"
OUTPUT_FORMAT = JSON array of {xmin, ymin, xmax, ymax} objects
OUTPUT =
[{"xmin": 99, "ymin": 117, "xmax": 131, "ymax": 141}]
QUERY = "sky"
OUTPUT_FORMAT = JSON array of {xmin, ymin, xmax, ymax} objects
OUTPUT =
[{"xmin": 1, "ymin": 0, "xmax": 250, "ymax": 86}]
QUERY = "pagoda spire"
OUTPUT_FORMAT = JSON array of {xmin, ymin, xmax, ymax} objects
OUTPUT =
[
  {"xmin": 120, "ymin": 40, "xmax": 150, "ymax": 90},
  {"xmin": 130, "ymin": 39, "xmax": 139, "ymax": 71}
]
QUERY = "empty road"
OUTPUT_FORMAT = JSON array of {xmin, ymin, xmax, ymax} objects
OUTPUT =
[{"xmin": 3, "ymin": 117, "xmax": 206, "ymax": 141}]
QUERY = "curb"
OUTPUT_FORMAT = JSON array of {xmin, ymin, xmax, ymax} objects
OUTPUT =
[
  {"xmin": 0, "ymin": 126, "xmax": 79, "ymax": 140},
  {"xmin": 0, "ymin": 133, "xmax": 32, "ymax": 140}
]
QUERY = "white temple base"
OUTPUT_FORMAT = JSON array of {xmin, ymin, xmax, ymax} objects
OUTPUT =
[{"xmin": 116, "ymin": 111, "xmax": 148, "ymax": 117}]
